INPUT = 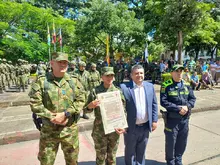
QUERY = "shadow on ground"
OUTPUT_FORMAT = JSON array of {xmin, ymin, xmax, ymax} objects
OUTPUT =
[{"xmin": 79, "ymin": 157, "xmax": 166, "ymax": 165}]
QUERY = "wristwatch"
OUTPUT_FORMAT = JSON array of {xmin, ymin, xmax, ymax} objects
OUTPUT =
[{"xmin": 64, "ymin": 110, "xmax": 71, "ymax": 118}]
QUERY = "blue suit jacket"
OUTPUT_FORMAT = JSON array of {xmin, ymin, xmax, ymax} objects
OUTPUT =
[{"xmin": 120, "ymin": 81, "xmax": 158, "ymax": 133}]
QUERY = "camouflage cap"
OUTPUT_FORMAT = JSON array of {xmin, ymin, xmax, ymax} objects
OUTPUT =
[
  {"xmin": 8, "ymin": 61, "xmax": 12, "ymax": 64},
  {"xmin": 171, "ymin": 64, "xmax": 184, "ymax": 72},
  {"xmin": 70, "ymin": 60, "xmax": 76, "ymax": 65},
  {"xmin": 91, "ymin": 63, "xmax": 96, "ymax": 67},
  {"xmin": 52, "ymin": 52, "xmax": 69, "ymax": 62},
  {"xmin": 2, "ymin": 58, "xmax": 6, "ymax": 62},
  {"xmin": 79, "ymin": 61, "xmax": 86, "ymax": 67},
  {"xmin": 101, "ymin": 67, "xmax": 115, "ymax": 75}
]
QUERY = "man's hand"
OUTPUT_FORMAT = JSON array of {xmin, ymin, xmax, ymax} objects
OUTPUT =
[
  {"xmin": 152, "ymin": 122, "xmax": 157, "ymax": 132},
  {"xmin": 179, "ymin": 106, "xmax": 188, "ymax": 116},
  {"xmin": 115, "ymin": 128, "xmax": 126, "ymax": 135},
  {"xmin": 87, "ymin": 99, "xmax": 100, "ymax": 109},
  {"xmin": 50, "ymin": 112, "xmax": 66, "ymax": 125}
]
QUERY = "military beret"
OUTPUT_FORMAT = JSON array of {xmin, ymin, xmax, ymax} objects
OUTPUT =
[
  {"xmin": 101, "ymin": 67, "xmax": 115, "ymax": 75},
  {"xmin": 79, "ymin": 61, "xmax": 86, "ymax": 67},
  {"xmin": 52, "ymin": 52, "xmax": 69, "ymax": 62}
]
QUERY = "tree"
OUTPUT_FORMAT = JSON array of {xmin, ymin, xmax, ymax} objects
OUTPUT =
[
  {"xmin": 74, "ymin": 0, "xmax": 145, "ymax": 61},
  {"xmin": 0, "ymin": 1, "xmax": 76, "ymax": 62},
  {"xmin": 158, "ymin": 0, "xmax": 205, "ymax": 64}
]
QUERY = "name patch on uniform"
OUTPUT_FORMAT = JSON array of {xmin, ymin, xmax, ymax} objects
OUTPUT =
[{"xmin": 161, "ymin": 87, "xmax": 166, "ymax": 93}]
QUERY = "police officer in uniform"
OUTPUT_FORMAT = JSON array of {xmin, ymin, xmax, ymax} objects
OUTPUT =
[
  {"xmin": 29, "ymin": 52, "xmax": 85, "ymax": 165},
  {"xmin": 160, "ymin": 64, "xmax": 196, "ymax": 165}
]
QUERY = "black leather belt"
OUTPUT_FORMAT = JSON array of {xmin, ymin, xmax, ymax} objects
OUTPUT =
[{"xmin": 136, "ymin": 122, "xmax": 148, "ymax": 127}]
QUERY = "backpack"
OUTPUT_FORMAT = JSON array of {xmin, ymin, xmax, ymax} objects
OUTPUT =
[{"xmin": 32, "ymin": 74, "xmax": 75, "ymax": 131}]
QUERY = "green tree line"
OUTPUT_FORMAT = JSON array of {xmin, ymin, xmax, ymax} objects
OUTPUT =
[{"xmin": 0, "ymin": 0, "xmax": 219, "ymax": 63}]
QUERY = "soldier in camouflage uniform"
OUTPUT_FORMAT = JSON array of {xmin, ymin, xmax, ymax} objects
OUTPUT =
[
  {"xmin": 37, "ymin": 61, "xmax": 47, "ymax": 76},
  {"xmin": 0, "ymin": 59, "xmax": 3, "ymax": 93},
  {"xmin": 85, "ymin": 67, "xmax": 126, "ymax": 165},
  {"xmin": 4, "ymin": 59, "xmax": 11, "ymax": 88},
  {"xmin": 8, "ymin": 61, "xmax": 15, "ymax": 86},
  {"xmin": 75, "ymin": 61, "xmax": 90, "ymax": 119},
  {"xmin": 16, "ymin": 59, "xmax": 26, "ymax": 92},
  {"xmin": 88, "ymin": 63, "xmax": 101, "ymax": 91},
  {"xmin": 29, "ymin": 52, "xmax": 85, "ymax": 165},
  {"xmin": 1, "ymin": 58, "xmax": 7, "ymax": 90},
  {"xmin": 68, "ymin": 60, "xmax": 78, "ymax": 75}
]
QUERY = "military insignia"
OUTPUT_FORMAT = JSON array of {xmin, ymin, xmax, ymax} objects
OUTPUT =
[{"xmin": 62, "ymin": 90, "xmax": 66, "ymax": 95}]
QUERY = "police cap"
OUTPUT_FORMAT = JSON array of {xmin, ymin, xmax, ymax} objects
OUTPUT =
[{"xmin": 171, "ymin": 64, "xmax": 184, "ymax": 72}]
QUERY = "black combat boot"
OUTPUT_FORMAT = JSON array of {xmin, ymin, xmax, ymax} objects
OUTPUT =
[{"xmin": 82, "ymin": 114, "xmax": 89, "ymax": 119}]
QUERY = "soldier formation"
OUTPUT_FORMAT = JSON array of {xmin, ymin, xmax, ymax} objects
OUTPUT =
[{"xmin": 0, "ymin": 58, "xmax": 31, "ymax": 93}]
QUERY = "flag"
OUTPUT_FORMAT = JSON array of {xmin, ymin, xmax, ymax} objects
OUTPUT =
[
  {"xmin": 58, "ymin": 28, "xmax": 62, "ymax": 46},
  {"xmin": 47, "ymin": 24, "xmax": 51, "ymax": 46},
  {"xmin": 106, "ymin": 35, "xmax": 110, "ymax": 66},
  {"xmin": 144, "ymin": 44, "xmax": 149, "ymax": 62},
  {"xmin": 52, "ymin": 20, "xmax": 56, "ymax": 44}
]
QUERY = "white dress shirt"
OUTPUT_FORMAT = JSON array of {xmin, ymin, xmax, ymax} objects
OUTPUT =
[{"xmin": 133, "ymin": 82, "xmax": 148, "ymax": 124}]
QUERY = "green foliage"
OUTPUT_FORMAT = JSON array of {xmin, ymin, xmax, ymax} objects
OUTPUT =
[
  {"xmin": 74, "ymin": 0, "xmax": 145, "ymax": 61},
  {"xmin": 0, "ymin": 1, "xmax": 75, "ymax": 63},
  {"xmin": 148, "ymin": 42, "xmax": 166, "ymax": 62}
]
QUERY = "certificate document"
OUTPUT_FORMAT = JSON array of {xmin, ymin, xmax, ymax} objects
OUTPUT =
[{"xmin": 97, "ymin": 90, "xmax": 128, "ymax": 135}]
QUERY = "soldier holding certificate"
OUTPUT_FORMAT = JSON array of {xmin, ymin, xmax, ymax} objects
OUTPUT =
[{"xmin": 85, "ymin": 67, "xmax": 125, "ymax": 165}]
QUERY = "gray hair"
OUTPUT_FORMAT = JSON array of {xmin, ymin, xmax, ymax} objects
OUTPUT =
[{"xmin": 131, "ymin": 64, "xmax": 144, "ymax": 73}]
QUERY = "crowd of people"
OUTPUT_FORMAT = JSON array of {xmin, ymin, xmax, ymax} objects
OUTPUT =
[{"xmin": 28, "ymin": 52, "xmax": 196, "ymax": 165}]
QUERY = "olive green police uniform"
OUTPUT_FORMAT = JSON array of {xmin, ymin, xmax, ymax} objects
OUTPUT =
[
  {"xmin": 85, "ymin": 67, "xmax": 125, "ymax": 165},
  {"xmin": 29, "ymin": 52, "xmax": 86, "ymax": 165}
]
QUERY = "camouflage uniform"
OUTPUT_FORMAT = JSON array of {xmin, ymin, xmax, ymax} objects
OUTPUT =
[
  {"xmin": 0, "ymin": 59, "xmax": 3, "ymax": 93},
  {"xmin": 8, "ymin": 61, "xmax": 15, "ymax": 86},
  {"xmin": 88, "ymin": 63, "xmax": 101, "ymax": 91},
  {"xmin": 1, "ymin": 59, "xmax": 7, "ymax": 90},
  {"xmin": 75, "ymin": 61, "xmax": 90, "ymax": 119},
  {"xmin": 75, "ymin": 61, "xmax": 90, "ymax": 91},
  {"xmin": 29, "ymin": 52, "xmax": 86, "ymax": 165},
  {"xmin": 4, "ymin": 60, "xmax": 11, "ymax": 88},
  {"xmin": 68, "ymin": 60, "xmax": 78, "ymax": 75},
  {"xmin": 16, "ymin": 59, "xmax": 26, "ymax": 92},
  {"xmin": 86, "ymin": 67, "xmax": 125, "ymax": 165},
  {"xmin": 37, "ymin": 62, "xmax": 47, "ymax": 76}
]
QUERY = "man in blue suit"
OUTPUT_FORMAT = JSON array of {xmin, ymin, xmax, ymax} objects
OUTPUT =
[{"xmin": 120, "ymin": 64, "xmax": 158, "ymax": 165}]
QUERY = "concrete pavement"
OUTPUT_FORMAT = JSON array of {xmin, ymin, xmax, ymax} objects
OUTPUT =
[
  {"xmin": 0, "ymin": 110, "xmax": 220, "ymax": 165},
  {"xmin": 0, "ymin": 84, "xmax": 220, "ymax": 145}
]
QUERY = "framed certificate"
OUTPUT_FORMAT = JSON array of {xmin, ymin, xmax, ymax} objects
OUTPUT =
[{"xmin": 97, "ymin": 90, "xmax": 128, "ymax": 134}]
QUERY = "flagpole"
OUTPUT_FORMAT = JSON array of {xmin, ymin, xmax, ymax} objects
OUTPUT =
[
  {"xmin": 52, "ymin": 20, "xmax": 56, "ymax": 52},
  {"xmin": 59, "ymin": 28, "xmax": 62, "ymax": 52},
  {"xmin": 47, "ymin": 23, "xmax": 51, "ymax": 62},
  {"xmin": 106, "ymin": 34, "xmax": 110, "ymax": 66}
]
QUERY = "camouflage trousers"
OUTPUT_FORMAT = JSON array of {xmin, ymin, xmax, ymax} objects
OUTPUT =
[
  {"xmin": 17, "ymin": 75, "xmax": 26, "ymax": 90},
  {"xmin": 38, "ymin": 124, "xmax": 79, "ymax": 165},
  {"xmin": 92, "ymin": 126, "xmax": 120, "ymax": 165}
]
